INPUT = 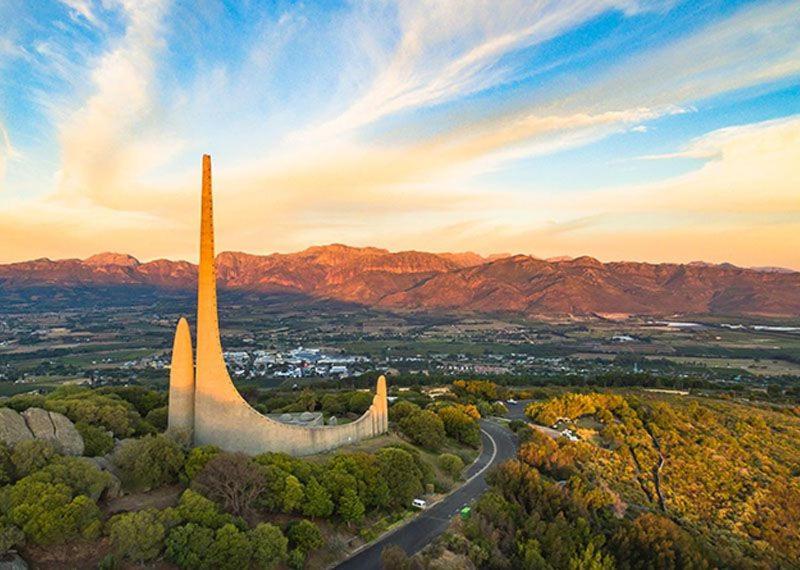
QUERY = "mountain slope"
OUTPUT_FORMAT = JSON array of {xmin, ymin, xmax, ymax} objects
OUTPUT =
[{"xmin": 1, "ymin": 246, "xmax": 798, "ymax": 317}]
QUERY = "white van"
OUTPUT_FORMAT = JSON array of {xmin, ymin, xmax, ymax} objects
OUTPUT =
[{"xmin": 412, "ymin": 498, "xmax": 427, "ymax": 509}]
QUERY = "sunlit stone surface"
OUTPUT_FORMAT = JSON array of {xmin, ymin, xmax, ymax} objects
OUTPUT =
[{"xmin": 167, "ymin": 155, "xmax": 388, "ymax": 455}]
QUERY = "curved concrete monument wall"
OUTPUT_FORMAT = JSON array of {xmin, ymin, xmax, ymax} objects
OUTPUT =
[{"xmin": 168, "ymin": 155, "xmax": 388, "ymax": 456}]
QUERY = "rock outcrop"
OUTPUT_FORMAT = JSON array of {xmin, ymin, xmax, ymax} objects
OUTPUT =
[
  {"xmin": 0, "ymin": 553, "xmax": 28, "ymax": 570},
  {"xmin": 0, "ymin": 407, "xmax": 84, "ymax": 455},
  {"xmin": 87, "ymin": 456, "xmax": 123, "ymax": 500},
  {"xmin": 21, "ymin": 408, "xmax": 55, "ymax": 440},
  {"xmin": 49, "ymin": 411, "xmax": 84, "ymax": 455},
  {"xmin": 0, "ymin": 408, "xmax": 34, "ymax": 446}
]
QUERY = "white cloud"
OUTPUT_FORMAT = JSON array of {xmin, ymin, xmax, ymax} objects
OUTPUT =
[
  {"xmin": 58, "ymin": 0, "xmax": 102, "ymax": 28},
  {"xmin": 57, "ymin": 0, "xmax": 174, "ymax": 207},
  {"xmin": 0, "ymin": 125, "xmax": 22, "ymax": 191},
  {"xmin": 1, "ymin": 0, "xmax": 799, "ymax": 267},
  {"xmin": 309, "ymin": 0, "xmax": 669, "ymax": 138}
]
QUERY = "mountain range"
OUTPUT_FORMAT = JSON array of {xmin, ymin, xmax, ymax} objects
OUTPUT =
[{"xmin": 1, "ymin": 245, "xmax": 799, "ymax": 317}]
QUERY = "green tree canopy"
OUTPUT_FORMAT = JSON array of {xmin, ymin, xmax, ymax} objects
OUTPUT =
[
  {"xmin": 113, "ymin": 434, "xmax": 185, "ymax": 491},
  {"xmin": 377, "ymin": 447, "xmax": 424, "ymax": 509},
  {"xmin": 249, "ymin": 522, "xmax": 288, "ymax": 569},
  {"xmin": 107, "ymin": 508, "xmax": 167, "ymax": 562},
  {"xmin": 302, "ymin": 476, "xmax": 334, "ymax": 519},
  {"xmin": 399, "ymin": 410, "xmax": 446, "ymax": 451},
  {"xmin": 286, "ymin": 519, "xmax": 323, "ymax": 553}
]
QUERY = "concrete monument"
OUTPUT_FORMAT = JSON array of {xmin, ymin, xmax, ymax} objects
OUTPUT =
[{"xmin": 167, "ymin": 155, "xmax": 389, "ymax": 455}]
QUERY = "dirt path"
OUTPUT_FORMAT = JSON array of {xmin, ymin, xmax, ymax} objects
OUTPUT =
[
  {"xmin": 627, "ymin": 445, "xmax": 656, "ymax": 505},
  {"xmin": 530, "ymin": 423, "xmax": 562, "ymax": 439},
  {"xmin": 645, "ymin": 427, "xmax": 667, "ymax": 513},
  {"xmin": 103, "ymin": 484, "xmax": 184, "ymax": 515}
]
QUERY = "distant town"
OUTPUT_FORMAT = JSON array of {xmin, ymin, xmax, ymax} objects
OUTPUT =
[{"xmin": 2, "ymin": 299, "xmax": 798, "ymax": 399}]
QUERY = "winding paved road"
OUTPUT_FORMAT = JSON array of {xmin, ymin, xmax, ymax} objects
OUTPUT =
[{"xmin": 336, "ymin": 418, "xmax": 519, "ymax": 569}]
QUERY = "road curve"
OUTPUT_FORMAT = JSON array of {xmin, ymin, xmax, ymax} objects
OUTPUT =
[{"xmin": 336, "ymin": 419, "xmax": 518, "ymax": 569}]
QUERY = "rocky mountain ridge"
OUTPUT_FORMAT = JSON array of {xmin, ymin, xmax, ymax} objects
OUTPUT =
[{"xmin": 1, "ymin": 245, "xmax": 798, "ymax": 317}]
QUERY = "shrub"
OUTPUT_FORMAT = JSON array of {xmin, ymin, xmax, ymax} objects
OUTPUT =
[
  {"xmin": 389, "ymin": 400, "xmax": 421, "ymax": 422},
  {"xmin": 166, "ymin": 522, "xmax": 254, "ymax": 570},
  {"xmin": 286, "ymin": 519, "xmax": 323, "ymax": 552},
  {"xmin": 97, "ymin": 386, "xmax": 166, "ymax": 416},
  {"xmin": 382, "ymin": 544, "xmax": 412, "ymax": 570},
  {"xmin": 320, "ymin": 394, "xmax": 345, "ymax": 416},
  {"xmin": 249, "ymin": 522, "xmax": 288, "ymax": 569},
  {"xmin": 75, "ymin": 422, "xmax": 114, "ymax": 457},
  {"xmin": 287, "ymin": 547, "xmax": 306, "ymax": 570},
  {"xmin": 256, "ymin": 464, "xmax": 291, "ymax": 512},
  {"xmin": 11, "ymin": 439, "xmax": 57, "ymax": 478},
  {"xmin": 205, "ymin": 523, "xmax": 253, "ymax": 570},
  {"xmin": 183, "ymin": 445, "xmax": 220, "ymax": 481},
  {"xmin": 613, "ymin": 513, "xmax": 710, "ymax": 569},
  {"xmin": 348, "ymin": 391, "xmax": 374, "ymax": 414},
  {"xmin": 175, "ymin": 489, "xmax": 232, "ymax": 529},
  {"xmin": 113, "ymin": 434, "xmax": 185, "ymax": 491},
  {"xmin": 4, "ymin": 393, "xmax": 45, "ymax": 412},
  {"xmin": 0, "ymin": 442, "xmax": 15, "ymax": 485},
  {"xmin": 452, "ymin": 380, "xmax": 504, "ymax": 401},
  {"xmin": 438, "ymin": 453, "xmax": 465, "ymax": 479},
  {"xmin": 399, "ymin": 410, "xmax": 446, "ymax": 451},
  {"xmin": 193, "ymin": 452, "xmax": 265, "ymax": 518},
  {"xmin": 6, "ymin": 479, "xmax": 101, "ymax": 545},
  {"xmin": 166, "ymin": 523, "xmax": 215, "ymax": 569},
  {"xmin": 0, "ymin": 522, "xmax": 24, "ymax": 556},
  {"xmin": 492, "ymin": 402, "xmax": 508, "ymax": 417},
  {"xmin": 26, "ymin": 456, "xmax": 113, "ymax": 500},
  {"xmin": 107, "ymin": 508, "xmax": 166, "ymax": 562},
  {"xmin": 145, "ymin": 406, "xmax": 169, "ymax": 431},
  {"xmin": 45, "ymin": 387, "xmax": 141, "ymax": 437}
]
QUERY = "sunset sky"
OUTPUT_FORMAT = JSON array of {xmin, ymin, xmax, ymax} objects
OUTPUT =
[{"xmin": 0, "ymin": 0, "xmax": 798, "ymax": 267}]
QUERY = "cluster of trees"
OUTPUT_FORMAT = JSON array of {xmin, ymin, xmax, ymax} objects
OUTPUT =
[
  {"xmin": 452, "ymin": 380, "xmax": 508, "ymax": 402},
  {"xmin": 105, "ymin": 489, "xmax": 301, "ymax": 569},
  {"xmin": 0, "ymin": 386, "xmax": 176, "ymax": 560},
  {"xmin": 257, "ymin": 388, "xmax": 374, "ymax": 417},
  {"xmin": 0, "ymin": 414, "xmax": 438, "ymax": 567},
  {"xmin": 437, "ymin": 457, "xmax": 721, "ymax": 569},
  {"xmin": 0, "ymin": 446, "xmax": 115, "ymax": 552},
  {"xmin": 392, "ymin": 399, "xmax": 482, "ymax": 450},
  {"xmin": 348, "ymin": 371, "xmax": 800, "ymax": 406},
  {"xmin": 3, "ymin": 385, "xmax": 167, "ymax": 440},
  {"xmin": 524, "ymin": 391, "xmax": 631, "ymax": 426},
  {"xmin": 505, "ymin": 391, "xmax": 800, "ymax": 567},
  {"xmin": 184, "ymin": 444, "xmax": 433, "ymax": 522}
]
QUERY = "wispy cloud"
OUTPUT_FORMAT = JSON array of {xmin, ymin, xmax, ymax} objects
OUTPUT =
[
  {"xmin": 0, "ymin": 125, "xmax": 20, "ymax": 190},
  {"xmin": 56, "ymin": 0, "xmax": 174, "ymax": 208},
  {"xmin": 0, "ymin": 0, "xmax": 798, "ymax": 267},
  {"xmin": 309, "ymin": 0, "xmax": 662, "ymax": 138},
  {"xmin": 58, "ymin": 0, "xmax": 102, "ymax": 28}
]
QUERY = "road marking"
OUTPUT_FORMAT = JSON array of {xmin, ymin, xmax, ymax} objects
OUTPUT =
[
  {"xmin": 334, "ymin": 422, "xmax": 502, "ymax": 568},
  {"xmin": 463, "ymin": 425, "xmax": 498, "ymax": 486}
]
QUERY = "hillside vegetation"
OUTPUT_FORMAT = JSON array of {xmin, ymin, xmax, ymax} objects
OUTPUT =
[{"xmin": 421, "ymin": 391, "xmax": 800, "ymax": 569}]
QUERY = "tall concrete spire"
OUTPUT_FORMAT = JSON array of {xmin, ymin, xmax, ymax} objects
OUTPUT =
[
  {"xmin": 196, "ymin": 154, "xmax": 222, "ymax": 367},
  {"xmin": 184, "ymin": 154, "xmax": 390, "ymax": 455}
]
